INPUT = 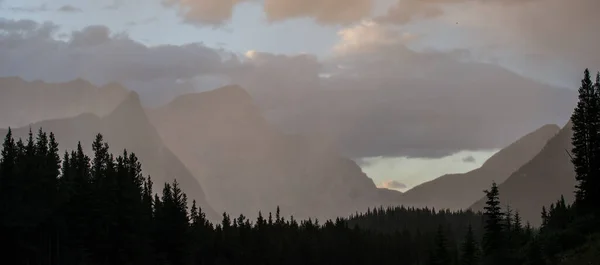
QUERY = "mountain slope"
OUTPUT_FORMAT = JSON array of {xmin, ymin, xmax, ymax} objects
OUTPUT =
[
  {"xmin": 0, "ymin": 77, "xmax": 128, "ymax": 128},
  {"xmin": 0, "ymin": 92, "xmax": 217, "ymax": 220},
  {"xmin": 148, "ymin": 85, "xmax": 400, "ymax": 220},
  {"xmin": 401, "ymin": 124, "xmax": 560, "ymax": 210},
  {"xmin": 470, "ymin": 122, "xmax": 575, "ymax": 226}
]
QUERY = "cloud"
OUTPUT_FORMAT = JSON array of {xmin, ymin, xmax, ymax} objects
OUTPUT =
[
  {"xmin": 376, "ymin": 0, "xmax": 599, "ymax": 85},
  {"xmin": 462, "ymin": 156, "xmax": 476, "ymax": 163},
  {"xmin": 58, "ymin": 5, "xmax": 82, "ymax": 13},
  {"xmin": 381, "ymin": 180, "xmax": 407, "ymax": 190},
  {"xmin": 163, "ymin": 0, "xmax": 373, "ymax": 25},
  {"xmin": 332, "ymin": 20, "xmax": 417, "ymax": 55},
  {"xmin": 0, "ymin": 19, "xmax": 234, "ymax": 105}
]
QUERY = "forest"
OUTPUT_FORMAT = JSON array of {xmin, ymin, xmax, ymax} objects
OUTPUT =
[{"xmin": 1, "ymin": 69, "xmax": 600, "ymax": 265}]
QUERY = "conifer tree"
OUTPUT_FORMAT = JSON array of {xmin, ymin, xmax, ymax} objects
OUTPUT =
[
  {"xmin": 482, "ymin": 182, "xmax": 504, "ymax": 265},
  {"xmin": 571, "ymin": 68, "xmax": 600, "ymax": 211}
]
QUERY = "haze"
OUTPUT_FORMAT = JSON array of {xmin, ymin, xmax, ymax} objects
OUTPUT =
[{"xmin": 0, "ymin": 0, "xmax": 595, "ymax": 221}]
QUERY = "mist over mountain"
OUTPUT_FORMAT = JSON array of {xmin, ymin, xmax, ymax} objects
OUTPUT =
[
  {"xmin": 400, "ymin": 124, "xmax": 560, "ymax": 210},
  {"xmin": 249, "ymin": 57, "xmax": 576, "ymax": 159},
  {"xmin": 0, "ymin": 77, "xmax": 129, "ymax": 128},
  {"xmin": 148, "ymin": 85, "xmax": 401, "ymax": 220}
]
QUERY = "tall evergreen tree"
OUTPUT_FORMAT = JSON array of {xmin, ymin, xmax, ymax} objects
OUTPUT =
[
  {"xmin": 571, "ymin": 68, "xmax": 600, "ymax": 211},
  {"xmin": 482, "ymin": 182, "xmax": 504, "ymax": 265}
]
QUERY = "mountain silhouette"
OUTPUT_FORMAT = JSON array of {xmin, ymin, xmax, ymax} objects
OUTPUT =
[
  {"xmin": 400, "ymin": 124, "xmax": 560, "ymax": 210},
  {"xmin": 0, "ymin": 77, "xmax": 129, "ymax": 128},
  {"xmin": 0, "ymin": 92, "xmax": 217, "ymax": 220},
  {"xmin": 470, "ymin": 121, "xmax": 575, "ymax": 226},
  {"xmin": 148, "ymin": 85, "xmax": 400, "ymax": 220}
]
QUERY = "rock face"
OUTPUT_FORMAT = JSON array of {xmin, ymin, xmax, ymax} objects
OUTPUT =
[
  {"xmin": 0, "ymin": 77, "xmax": 129, "ymax": 128},
  {"xmin": 148, "ymin": 85, "xmax": 401, "ymax": 220},
  {"xmin": 400, "ymin": 124, "xmax": 561, "ymax": 211},
  {"xmin": 470, "ymin": 122, "xmax": 576, "ymax": 226},
  {"xmin": 0, "ymin": 92, "xmax": 217, "ymax": 220}
]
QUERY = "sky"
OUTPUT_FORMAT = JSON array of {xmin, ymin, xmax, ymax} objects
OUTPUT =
[{"xmin": 0, "ymin": 0, "xmax": 596, "ymax": 190}]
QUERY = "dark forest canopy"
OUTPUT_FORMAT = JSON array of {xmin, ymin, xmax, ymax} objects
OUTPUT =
[{"xmin": 1, "ymin": 69, "xmax": 600, "ymax": 264}]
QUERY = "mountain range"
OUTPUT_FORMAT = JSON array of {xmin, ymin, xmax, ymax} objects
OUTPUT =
[{"xmin": 0, "ymin": 76, "xmax": 580, "ymax": 224}]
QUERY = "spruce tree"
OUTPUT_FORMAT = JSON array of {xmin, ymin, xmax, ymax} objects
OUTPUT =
[
  {"xmin": 482, "ymin": 182, "xmax": 504, "ymax": 265},
  {"xmin": 571, "ymin": 68, "xmax": 600, "ymax": 211}
]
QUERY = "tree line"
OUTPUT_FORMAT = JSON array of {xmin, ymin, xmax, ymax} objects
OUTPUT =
[{"xmin": 1, "ymin": 69, "xmax": 599, "ymax": 264}]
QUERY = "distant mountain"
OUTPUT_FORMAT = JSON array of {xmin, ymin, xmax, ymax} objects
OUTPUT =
[
  {"xmin": 470, "ymin": 122, "xmax": 575, "ymax": 226},
  {"xmin": 0, "ymin": 92, "xmax": 217, "ymax": 220},
  {"xmin": 148, "ymin": 85, "xmax": 401, "ymax": 220},
  {"xmin": 0, "ymin": 77, "xmax": 128, "ymax": 128},
  {"xmin": 400, "ymin": 124, "xmax": 560, "ymax": 210}
]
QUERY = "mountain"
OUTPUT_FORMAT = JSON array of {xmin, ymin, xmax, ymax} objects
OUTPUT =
[
  {"xmin": 0, "ymin": 92, "xmax": 217, "ymax": 220},
  {"xmin": 470, "ymin": 121, "xmax": 575, "ymax": 226},
  {"xmin": 400, "ymin": 124, "xmax": 561, "ymax": 210},
  {"xmin": 148, "ymin": 85, "xmax": 401, "ymax": 220},
  {"xmin": 0, "ymin": 77, "xmax": 129, "ymax": 128}
]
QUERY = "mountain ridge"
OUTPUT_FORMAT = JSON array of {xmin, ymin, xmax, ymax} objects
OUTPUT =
[
  {"xmin": 470, "ymin": 121, "xmax": 575, "ymax": 226},
  {"xmin": 400, "ymin": 123, "xmax": 560, "ymax": 210}
]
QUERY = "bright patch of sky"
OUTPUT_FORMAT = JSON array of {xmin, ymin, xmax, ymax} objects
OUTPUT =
[{"xmin": 359, "ymin": 149, "xmax": 498, "ymax": 192}]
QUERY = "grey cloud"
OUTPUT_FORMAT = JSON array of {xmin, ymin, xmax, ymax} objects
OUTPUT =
[
  {"xmin": 58, "ymin": 5, "xmax": 82, "ymax": 13},
  {"xmin": 378, "ymin": 0, "xmax": 599, "ymax": 86},
  {"xmin": 462, "ymin": 156, "xmax": 476, "ymax": 163},
  {"xmin": 0, "ymin": 20, "xmax": 233, "ymax": 105},
  {"xmin": 0, "ymin": 19, "xmax": 58, "ymax": 39},
  {"xmin": 70, "ymin": 25, "xmax": 112, "ymax": 47}
]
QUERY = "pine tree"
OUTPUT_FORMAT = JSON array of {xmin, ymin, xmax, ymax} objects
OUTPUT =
[
  {"xmin": 571, "ymin": 68, "xmax": 600, "ymax": 211},
  {"xmin": 482, "ymin": 182, "xmax": 504, "ymax": 265}
]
